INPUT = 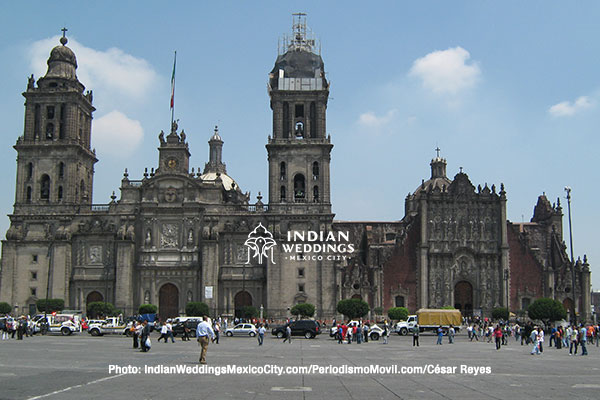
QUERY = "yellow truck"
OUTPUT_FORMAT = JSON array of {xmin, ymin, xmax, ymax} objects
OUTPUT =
[{"xmin": 395, "ymin": 309, "xmax": 462, "ymax": 335}]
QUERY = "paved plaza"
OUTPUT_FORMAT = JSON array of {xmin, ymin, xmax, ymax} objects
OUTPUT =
[{"xmin": 0, "ymin": 332, "xmax": 598, "ymax": 400}]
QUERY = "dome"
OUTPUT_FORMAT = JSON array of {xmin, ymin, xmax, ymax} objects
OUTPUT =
[
  {"xmin": 413, "ymin": 156, "xmax": 451, "ymax": 194},
  {"xmin": 44, "ymin": 37, "xmax": 78, "ymax": 81},
  {"xmin": 200, "ymin": 172, "xmax": 240, "ymax": 191},
  {"xmin": 269, "ymin": 50, "xmax": 326, "ymax": 87}
]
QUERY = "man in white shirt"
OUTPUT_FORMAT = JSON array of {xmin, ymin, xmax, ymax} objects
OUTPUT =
[
  {"xmin": 257, "ymin": 323, "xmax": 266, "ymax": 345},
  {"xmin": 196, "ymin": 317, "xmax": 215, "ymax": 364}
]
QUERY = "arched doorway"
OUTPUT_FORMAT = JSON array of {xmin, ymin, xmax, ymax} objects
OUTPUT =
[
  {"xmin": 454, "ymin": 281, "xmax": 473, "ymax": 316},
  {"xmin": 86, "ymin": 291, "xmax": 103, "ymax": 304},
  {"xmin": 563, "ymin": 297, "xmax": 574, "ymax": 313},
  {"xmin": 351, "ymin": 294, "xmax": 362, "ymax": 300},
  {"xmin": 159, "ymin": 283, "xmax": 179, "ymax": 319},
  {"xmin": 234, "ymin": 291, "xmax": 252, "ymax": 319}
]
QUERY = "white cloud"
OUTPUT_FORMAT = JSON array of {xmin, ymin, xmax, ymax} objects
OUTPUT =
[
  {"xmin": 92, "ymin": 111, "xmax": 144, "ymax": 157},
  {"xmin": 548, "ymin": 96, "xmax": 592, "ymax": 117},
  {"xmin": 29, "ymin": 36, "xmax": 158, "ymax": 100},
  {"xmin": 358, "ymin": 109, "xmax": 398, "ymax": 127},
  {"xmin": 409, "ymin": 47, "xmax": 481, "ymax": 95}
]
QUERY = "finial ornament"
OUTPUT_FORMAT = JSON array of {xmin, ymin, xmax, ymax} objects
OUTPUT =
[
  {"xmin": 60, "ymin": 27, "xmax": 68, "ymax": 45},
  {"xmin": 435, "ymin": 146, "xmax": 441, "ymax": 158}
]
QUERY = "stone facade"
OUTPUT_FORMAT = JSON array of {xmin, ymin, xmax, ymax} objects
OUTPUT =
[{"xmin": 0, "ymin": 18, "xmax": 592, "ymax": 321}]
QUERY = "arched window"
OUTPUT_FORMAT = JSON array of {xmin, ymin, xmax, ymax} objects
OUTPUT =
[
  {"xmin": 26, "ymin": 186, "xmax": 32, "ymax": 202},
  {"xmin": 294, "ymin": 174, "xmax": 305, "ymax": 200},
  {"xmin": 45, "ymin": 123, "xmax": 54, "ymax": 140},
  {"xmin": 395, "ymin": 295, "xmax": 405, "ymax": 307},
  {"xmin": 58, "ymin": 162, "xmax": 65, "ymax": 179},
  {"xmin": 309, "ymin": 102, "xmax": 316, "ymax": 138},
  {"xmin": 312, "ymin": 161, "xmax": 319, "ymax": 179},
  {"xmin": 59, "ymin": 104, "xmax": 66, "ymax": 139},
  {"xmin": 313, "ymin": 186, "xmax": 319, "ymax": 202},
  {"xmin": 27, "ymin": 163, "xmax": 33, "ymax": 181},
  {"xmin": 40, "ymin": 175, "xmax": 50, "ymax": 200},
  {"xmin": 58, "ymin": 186, "xmax": 63, "ymax": 200},
  {"xmin": 282, "ymin": 102, "xmax": 290, "ymax": 138},
  {"xmin": 280, "ymin": 162, "xmax": 286, "ymax": 181},
  {"xmin": 280, "ymin": 186, "xmax": 286, "ymax": 202}
]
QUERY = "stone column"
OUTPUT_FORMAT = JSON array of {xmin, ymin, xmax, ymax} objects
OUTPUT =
[
  {"xmin": 582, "ymin": 257, "xmax": 591, "ymax": 322},
  {"xmin": 419, "ymin": 197, "xmax": 429, "ymax": 309},
  {"xmin": 500, "ymin": 189, "xmax": 510, "ymax": 310},
  {"xmin": 115, "ymin": 240, "xmax": 135, "ymax": 314}
]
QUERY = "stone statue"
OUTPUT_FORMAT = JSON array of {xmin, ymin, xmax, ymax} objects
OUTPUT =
[
  {"xmin": 27, "ymin": 74, "xmax": 35, "ymax": 90},
  {"xmin": 159, "ymin": 130, "xmax": 165, "ymax": 145},
  {"xmin": 180, "ymin": 129, "xmax": 186, "ymax": 143},
  {"xmin": 145, "ymin": 230, "xmax": 152, "ymax": 246},
  {"xmin": 187, "ymin": 229, "xmax": 194, "ymax": 246}
]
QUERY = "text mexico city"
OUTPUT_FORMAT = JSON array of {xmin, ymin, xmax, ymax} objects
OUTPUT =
[{"xmin": 283, "ymin": 231, "xmax": 355, "ymax": 261}]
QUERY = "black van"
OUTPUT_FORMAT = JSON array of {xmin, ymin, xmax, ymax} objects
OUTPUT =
[{"xmin": 271, "ymin": 320, "xmax": 320, "ymax": 339}]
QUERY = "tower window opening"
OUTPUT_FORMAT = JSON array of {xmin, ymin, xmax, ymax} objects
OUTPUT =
[
  {"xmin": 58, "ymin": 162, "xmax": 65, "ymax": 179},
  {"xmin": 59, "ymin": 104, "xmax": 66, "ymax": 139},
  {"xmin": 313, "ymin": 186, "xmax": 319, "ymax": 202},
  {"xmin": 26, "ymin": 186, "xmax": 32, "ymax": 202},
  {"xmin": 27, "ymin": 162, "xmax": 33, "ymax": 181},
  {"xmin": 282, "ymin": 102, "xmax": 290, "ymax": 138},
  {"xmin": 40, "ymin": 175, "xmax": 50, "ymax": 200},
  {"xmin": 58, "ymin": 186, "xmax": 63, "ymax": 200},
  {"xmin": 46, "ymin": 106, "xmax": 55, "ymax": 119},
  {"xmin": 280, "ymin": 162, "xmax": 286, "ymax": 180},
  {"xmin": 295, "ymin": 104, "xmax": 304, "ymax": 118},
  {"xmin": 34, "ymin": 105, "xmax": 41, "ymax": 139},
  {"xmin": 312, "ymin": 161, "xmax": 319, "ymax": 179},
  {"xmin": 80, "ymin": 180, "xmax": 87, "ymax": 201},
  {"xmin": 310, "ymin": 102, "xmax": 316, "ymax": 138},
  {"xmin": 280, "ymin": 186, "xmax": 286, "ymax": 202},
  {"xmin": 294, "ymin": 174, "xmax": 306, "ymax": 201},
  {"xmin": 295, "ymin": 121, "xmax": 304, "ymax": 138},
  {"xmin": 45, "ymin": 123, "xmax": 54, "ymax": 140}
]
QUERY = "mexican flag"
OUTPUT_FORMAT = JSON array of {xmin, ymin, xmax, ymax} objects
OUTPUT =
[{"xmin": 170, "ymin": 51, "xmax": 176, "ymax": 109}]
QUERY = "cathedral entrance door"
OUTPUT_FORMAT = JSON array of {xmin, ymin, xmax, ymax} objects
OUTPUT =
[
  {"xmin": 159, "ymin": 283, "xmax": 179, "ymax": 319},
  {"xmin": 234, "ymin": 291, "xmax": 252, "ymax": 319},
  {"xmin": 86, "ymin": 290, "xmax": 103, "ymax": 304},
  {"xmin": 454, "ymin": 281, "xmax": 473, "ymax": 316}
]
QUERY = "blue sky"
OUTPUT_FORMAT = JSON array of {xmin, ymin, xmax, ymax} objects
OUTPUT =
[{"xmin": 1, "ymin": 2, "xmax": 599, "ymax": 290}]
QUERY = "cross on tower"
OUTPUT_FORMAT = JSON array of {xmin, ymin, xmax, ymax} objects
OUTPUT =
[
  {"xmin": 435, "ymin": 146, "xmax": 441, "ymax": 158},
  {"xmin": 61, "ymin": 27, "xmax": 68, "ymax": 37}
]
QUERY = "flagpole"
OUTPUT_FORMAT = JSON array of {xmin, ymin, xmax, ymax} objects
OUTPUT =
[{"xmin": 170, "ymin": 51, "xmax": 177, "ymax": 130}]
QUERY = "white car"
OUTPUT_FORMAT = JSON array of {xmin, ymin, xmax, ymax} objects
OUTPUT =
[{"xmin": 225, "ymin": 323, "xmax": 257, "ymax": 337}]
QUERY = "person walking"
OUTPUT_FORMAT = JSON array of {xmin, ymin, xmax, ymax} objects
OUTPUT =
[
  {"xmin": 166, "ymin": 320, "xmax": 175, "ymax": 343},
  {"xmin": 436, "ymin": 326, "xmax": 443, "ymax": 345},
  {"xmin": 257, "ymin": 323, "xmax": 266, "ymax": 346},
  {"xmin": 363, "ymin": 323, "xmax": 369, "ymax": 343},
  {"xmin": 413, "ymin": 324, "xmax": 420, "ymax": 347},
  {"xmin": 337, "ymin": 324, "xmax": 344, "ymax": 344},
  {"xmin": 383, "ymin": 322, "xmax": 389, "ymax": 344},
  {"xmin": 494, "ymin": 325, "xmax": 502, "ymax": 350},
  {"xmin": 579, "ymin": 324, "xmax": 588, "ymax": 356},
  {"xmin": 140, "ymin": 320, "xmax": 150, "ymax": 352},
  {"xmin": 448, "ymin": 325, "xmax": 455, "ymax": 344},
  {"xmin": 158, "ymin": 322, "xmax": 167, "ymax": 343},
  {"xmin": 347, "ymin": 324, "xmax": 353, "ymax": 344},
  {"xmin": 213, "ymin": 321, "xmax": 220, "ymax": 344},
  {"xmin": 196, "ymin": 317, "xmax": 215, "ymax": 364},
  {"xmin": 356, "ymin": 322, "xmax": 363, "ymax": 344},
  {"xmin": 283, "ymin": 324, "xmax": 292, "ymax": 344},
  {"xmin": 131, "ymin": 321, "xmax": 139, "ymax": 349},
  {"xmin": 530, "ymin": 326, "xmax": 540, "ymax": 355}
]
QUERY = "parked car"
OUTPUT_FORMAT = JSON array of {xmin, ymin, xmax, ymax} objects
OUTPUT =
[
  {"xmin": 87, "ymin": 317, "xmax": 129, "ymax": 336},
  {"xmin": 225, "ymin": 323, "xmax": 257, "ymax": 337},
  {"xmin": 271, "ymin": 320, "xmax": 320, "ymax": 339}
]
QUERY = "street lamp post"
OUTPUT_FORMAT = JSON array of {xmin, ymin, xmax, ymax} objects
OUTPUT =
[{"xmin": 565, "ymin": 187, "xmax": 576, "ymax": 325}]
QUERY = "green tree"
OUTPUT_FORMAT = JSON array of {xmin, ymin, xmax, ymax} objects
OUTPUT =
[
  {"xmin": 290, "ymin": 303, "xmax": 315, "ymax": 318},
  {"xmin": 336, "ymin": 299, "xmax": 369, "ymax": 319},
  {"xmin": 527, "ymin": 298, "xmax": 567, "ymax": 325},
  {"xmin": 186, "ymin": 302, "xmax": 210, "ymax": 316},
  {"xmin": 0, "ymin": 302, "xmax": 12, "ymax": 314},
  {"xmin": 138, "ymin": 304, "xmax": 158, "ymax": 314},
  {"xmin": 441, "ymin": 306, "xmax": 456, "ymax": 310},
  {"xmin": 373, "ymin": 307, "xmax": 384, "ymax": 315},
  {"xmin": 387, "ymin": 307, "xmax": 409, "ymax": 321},
  {"xmin": 492, "ymin": 307, "xmax": 509, "ymax": 321},
  {"xmin": 86, "ymin": 302, "xmax": 117, "ymax": 318},
  {"xmin": 240, "ymin": 305, "xmax": 258, "ymax": 319},
  {"xmin": 36, "ymin": 299, "xmax": 65, "ymax": 313}
]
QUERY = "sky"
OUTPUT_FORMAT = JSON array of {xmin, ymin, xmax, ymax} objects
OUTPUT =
[{"xmin": 0, "ymin": 1, "xmax": 599, "ymax": 290}]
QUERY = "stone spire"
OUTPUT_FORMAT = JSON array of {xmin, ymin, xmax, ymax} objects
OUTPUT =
[{"xmin": 203, "ymin": 126, "xmax": 227, "ymax": 174}]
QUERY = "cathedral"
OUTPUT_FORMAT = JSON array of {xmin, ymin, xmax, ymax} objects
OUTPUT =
[{"xmin": 0, "ymin": 16, "xmax": 592, "ymax": 322}]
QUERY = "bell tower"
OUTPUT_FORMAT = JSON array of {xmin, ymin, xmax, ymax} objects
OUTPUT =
[
  {"xmin": 14, "ymin": 29, "xmax": 97, "ymax": 214},
  {"xmin": 266, "ymin": 14, "xmax": 332, "ymax": 214}
]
